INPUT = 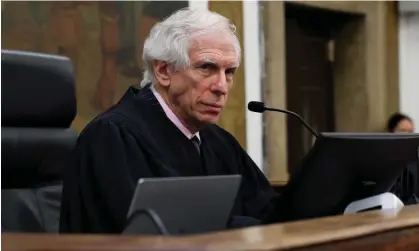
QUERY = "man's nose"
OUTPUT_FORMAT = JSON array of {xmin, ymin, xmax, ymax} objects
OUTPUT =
[{"xmin": 210, "ymin": 71, "xmax": 228, "ymax": 95}]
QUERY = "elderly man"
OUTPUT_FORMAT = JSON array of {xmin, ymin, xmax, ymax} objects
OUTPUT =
[{"xmin": 60, "ymin": 8, "xmax": 279, "ymax": 233}]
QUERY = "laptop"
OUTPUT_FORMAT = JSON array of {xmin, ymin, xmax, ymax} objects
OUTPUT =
[{"xmin": 123, "ymin": 175, "xmax": 242, "ymax": 235}]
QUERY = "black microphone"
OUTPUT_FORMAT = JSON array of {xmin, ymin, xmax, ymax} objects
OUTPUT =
[{"xmin": 248, "ymin": 101, "xmax": 319, "ymax": 138}]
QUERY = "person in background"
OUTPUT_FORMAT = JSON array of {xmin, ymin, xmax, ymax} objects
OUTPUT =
[
  {"xmin": 387, "ymin": 112, "xmax": 418, "ymax": 205},
  {"xmin": 387, "ymin": 113, "xmax": 415, "ymax": 133}
]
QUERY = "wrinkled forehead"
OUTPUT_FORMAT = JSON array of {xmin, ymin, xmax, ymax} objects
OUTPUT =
[{"xmin": 188, "ymin": 34, "xmax": 240, "ymax": 67}]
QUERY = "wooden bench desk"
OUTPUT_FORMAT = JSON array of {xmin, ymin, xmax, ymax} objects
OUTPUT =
[{"xmin": 3, "ymin": 204, "xmax": 419, "ymax": 251}]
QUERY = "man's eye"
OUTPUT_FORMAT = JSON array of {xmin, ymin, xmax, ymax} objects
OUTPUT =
[
  {"xmin": 226, "ymin": 68, "xmax": 236, "ymax": 76},
  {"xmin": 199, "ymin": 63, "xmax": 212, "ymax": 70}
]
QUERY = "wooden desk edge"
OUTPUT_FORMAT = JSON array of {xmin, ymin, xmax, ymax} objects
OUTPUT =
[
  {"xmin": 185, "ymin": 205, "xmax": 419, "ymax": 250},
  {"xmin": 2, "ymin": 205, "xmax": 419, "ymax": 251}
]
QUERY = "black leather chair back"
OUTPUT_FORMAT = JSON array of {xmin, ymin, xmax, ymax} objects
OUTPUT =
[{"xmin": 1, "ymin": 50, "xmax": 77, "ymax": 233}]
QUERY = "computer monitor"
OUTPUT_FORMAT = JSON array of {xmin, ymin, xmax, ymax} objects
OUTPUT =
[
  {"xmin": 124, "ymin": 175, "xmax": 241, "ymax": 235},
  {"xmin": 274, "ymin": 132, "xmax": 419, "ymax": 222}
]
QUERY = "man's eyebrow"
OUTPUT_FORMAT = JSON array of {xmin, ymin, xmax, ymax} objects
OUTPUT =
[
  {"xmin": 196, "ymin": 58, "xmax": 239, "ymax": 68},
  {"xmin": 194, "ymin": 59, "xmax": 218, "ymax": 67}
]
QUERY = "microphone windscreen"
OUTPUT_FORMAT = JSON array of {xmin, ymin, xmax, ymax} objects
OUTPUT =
[{"xmin": 247, "ymin": 101, "xmax": 265, "ymax": 113}]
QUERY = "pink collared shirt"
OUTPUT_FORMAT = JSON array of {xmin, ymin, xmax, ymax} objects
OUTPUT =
[{"xmin": 151, "ymin": 86, "xmax": 200, "ymax": 141}]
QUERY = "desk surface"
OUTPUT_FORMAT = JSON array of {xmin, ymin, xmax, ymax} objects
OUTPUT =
[{"xmin": 3, "ymin": 205, "xmax": 419, "ymax": 251}]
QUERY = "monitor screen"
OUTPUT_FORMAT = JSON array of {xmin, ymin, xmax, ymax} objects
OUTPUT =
[{"xmin": 274, "ymin": 133, "xmax": 419, "ymax": 222}]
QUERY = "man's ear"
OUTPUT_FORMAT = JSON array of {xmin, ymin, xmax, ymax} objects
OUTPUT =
[{"xmin": 153, "ymin": 60, "xmax": 171, "ymax": 87}]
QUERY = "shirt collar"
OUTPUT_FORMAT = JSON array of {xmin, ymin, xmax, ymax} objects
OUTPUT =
[{"xmin": 151, "ymin": 85, "xmax": 200, "ymax": 141}]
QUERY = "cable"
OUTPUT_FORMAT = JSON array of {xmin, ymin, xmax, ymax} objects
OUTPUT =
[{"xmin": 125, "ymin": 208, "xmax": 170, "ymax": 235}]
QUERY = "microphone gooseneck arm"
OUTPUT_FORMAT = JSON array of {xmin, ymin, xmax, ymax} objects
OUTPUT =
[
  {"xmin": 247, "ymin": 101, "xmax": 319, "ymax": 138},
  {"xmin": 264, "ymin": 107, "xmax": 319, "ymax": 138}
]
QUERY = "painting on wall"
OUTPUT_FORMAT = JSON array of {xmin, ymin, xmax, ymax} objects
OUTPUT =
[{"xmin": 1, "ymin": 1, "xmax": 188, "ymax": 132}]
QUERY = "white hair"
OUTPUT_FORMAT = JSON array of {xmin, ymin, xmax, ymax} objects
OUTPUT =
[{"xmin": 140, "ymin": 8, "xmax": 241, "ymax": 87}]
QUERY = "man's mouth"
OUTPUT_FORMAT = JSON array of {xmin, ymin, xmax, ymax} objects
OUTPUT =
[
  {"xmin": 205, "ymin": 103, "xmax": 223, "ymax": 108},
  {"xmin": 202, "ymin": 103, "xmax": 223, "ymax": 112}
]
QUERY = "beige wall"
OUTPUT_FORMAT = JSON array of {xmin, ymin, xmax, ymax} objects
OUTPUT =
[
  {"xmin": 264, "ymin": 1, "xmax": 400, "ymax": 182},
  {"xmin": 264, "ymin": 1, "xmax": 289, "ymax": 182},
  {"xmin": 209, "ymin": 1, "xmax": 247, "ymax": 149}
]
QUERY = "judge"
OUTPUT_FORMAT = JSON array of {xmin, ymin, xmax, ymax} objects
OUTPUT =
[{"xmin": 60, "ymin": 8, "xmax": 280, "ymax": 233}]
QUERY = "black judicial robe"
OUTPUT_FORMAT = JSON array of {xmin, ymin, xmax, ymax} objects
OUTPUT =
[{"xmin": 59, "ymin": 86, "xmax": 279, "ymax": 233}]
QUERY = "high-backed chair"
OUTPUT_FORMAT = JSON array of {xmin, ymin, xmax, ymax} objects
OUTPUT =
[{"xmin": 1, "ymin": 50, "xmax": 77, "ymax": 233}]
